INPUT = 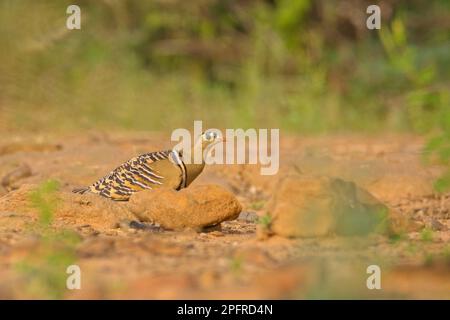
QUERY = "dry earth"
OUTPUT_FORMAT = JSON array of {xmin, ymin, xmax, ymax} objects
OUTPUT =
[{"xmin": 0, "ymin": 132, "xmax": 449, "ymax": 299}]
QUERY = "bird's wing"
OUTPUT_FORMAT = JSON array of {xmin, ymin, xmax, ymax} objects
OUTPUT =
[
  {"xmin": 149, "ymin": 151, "xmax": 186, "ymax": 190},
  {"xmin": 88, "ymin": 150, "xmax": 182, "ymax": 200}
]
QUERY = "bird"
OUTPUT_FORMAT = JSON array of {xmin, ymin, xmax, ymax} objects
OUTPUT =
[{"xmin": 73, "ymin": 130, "xmax": 224, "ymax": 201}]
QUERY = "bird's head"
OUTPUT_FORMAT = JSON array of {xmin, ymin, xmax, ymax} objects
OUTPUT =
[
  {"xmin": 197, "ymin": 130, "xmax": 225, "ymax": 151},
  {"xmin": 179, "ymin": 129, "xmax": 225, "ymax": 165}
]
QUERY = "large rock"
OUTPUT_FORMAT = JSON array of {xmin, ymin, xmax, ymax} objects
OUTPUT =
[
  {"xmin": 267, "ymin": 174, "xmax": 390, "ymax": 238},
  {"xmin": 57, "ymin": 192, "xmax": 135, "ymax": 231},
  {"xmin": 0, "ymin": 184, "xmax": 241, "ymax": 233},
  {"xmin": 127, "ymin": 185, "xmax": 242, "ymax": 230}
]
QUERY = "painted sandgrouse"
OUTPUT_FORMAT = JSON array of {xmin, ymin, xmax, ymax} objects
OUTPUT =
[{"xmin": 73, "ymin": 131, "xmax": 223, "ymax": 201}]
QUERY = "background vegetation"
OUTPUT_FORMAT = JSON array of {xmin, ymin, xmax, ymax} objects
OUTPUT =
[{"xmin": 0, "ymin": 0, "xmax": 448, "ymax": 133}]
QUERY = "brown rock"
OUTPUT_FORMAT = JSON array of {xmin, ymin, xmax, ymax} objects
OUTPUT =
[
  {"xmin": 267, "ymin": 174, "xmax": 390, "ymax": 238},
  {"xmin": 128, "ymin": 185, "xmax": 242, "ymax": 230},
  {"xmin": 0, "ymin": 183, "xmax": 241, "ymax": 233},
  {"xmin": 268, "ymin": 175, "xmax": 335, "ymax": 238},
  {"xmin": 56, "ymin": 192, "xmax": 135, "ymax": 232}
]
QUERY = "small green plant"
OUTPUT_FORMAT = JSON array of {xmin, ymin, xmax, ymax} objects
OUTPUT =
[
  {"xmin": 257, "ymin": 213, "xmax": 272, "ymax": 230},
  {"xmin": 229, "ymin": 256, "xmax": 243, "ymax": 275},
  {"xmin": 420, "ymin": 227, "xmax": 434, "ymax": 242},
  {"xmin": 15, "ymin": 245, "xmax": 79, "ymax": 299},
  {"xmin": 388, "ymin": 232, "xmax": 406, "ymax": 244},
  {"xmin": 424, "ymin": 109, "xmax": 450, "ymax": 192},
  {"xmin": 249, "ymin": 200, "xmax": 265, "ymax": 211},
  {"xmin": 29, "ymin": 179, "xmax": 60, "ymax": 227}
]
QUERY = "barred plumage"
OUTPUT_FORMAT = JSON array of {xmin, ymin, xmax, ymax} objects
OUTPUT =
[
  {"xmin": 73, "ymin": 130, "xmax": 223, "ymax": 201},
  {"xmin": 73, "ymin": 150, "xmax": 186, "ymax": 201}
]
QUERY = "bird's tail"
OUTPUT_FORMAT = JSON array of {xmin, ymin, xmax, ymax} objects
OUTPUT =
[{"xmin": 72, "ymin": 187, "xmax": 90, "ymax": 194}]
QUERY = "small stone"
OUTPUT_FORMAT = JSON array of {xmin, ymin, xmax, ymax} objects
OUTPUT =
[
  {"xmin": 431, "ymin": 218, "xmax": 447, "ymax": 231},
  {"xmin": 237, "ymin": 211, "xmax": 258, "ymax": 223},
  {"xmin": 116, "ymin": 219, "xmax": 133, "ymax": 230},
  {"xmin": 414, "ymin": 210, "xmax": 425, "ymax": 220}
]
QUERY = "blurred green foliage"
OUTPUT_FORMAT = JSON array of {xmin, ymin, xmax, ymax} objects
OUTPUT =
[
  {"xmin": 420, "ymin": 227, "xmax": 434, "ymax": 242},
  {"xmin": 250, "ymin": 200, "xmax": 266, "ymax": 211},
  {"xmin": 29, "ymin": 179, "xmax": 60, "ymax": 226},
  {"xmin": 15, "ymin": 180, "xmax": 81, "ymax": 299},
  {"xmin": 229, "ymin": 255, "xmax": 244, "ymax": 276},
  {"xmin": 425, "ymin": 132, "xmax": 450, "ymax": 192},
  {"xmin": 258, "ymin": 212, "xmax": 272, "ymax": 230},
  {"xmin": 0, "ymin": 1, "xmax": 449, "ymax": 189},
  {"xmin": 0, "ymin": 0, "xmax": 448, "ymax": 133}
]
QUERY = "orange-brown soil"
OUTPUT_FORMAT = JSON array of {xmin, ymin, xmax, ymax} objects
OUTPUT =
[{"xmin": 0, "ymin": 132, "xmax": 449, "ymax": 299}]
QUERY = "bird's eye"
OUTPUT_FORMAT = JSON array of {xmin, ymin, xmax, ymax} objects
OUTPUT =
[{"xmin": 204, "ymin": 131, "xmax": 215, "ymax": 141}]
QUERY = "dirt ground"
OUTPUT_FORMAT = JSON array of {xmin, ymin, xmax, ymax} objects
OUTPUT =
[{"xmin": 0, "ymin": 132, "xmax": 449, "ymax": 299}]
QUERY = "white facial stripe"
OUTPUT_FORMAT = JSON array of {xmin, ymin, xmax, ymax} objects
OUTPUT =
[{"xmin": 170, "ymin": 150, "xmax": 187, "ymax": 188}]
